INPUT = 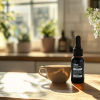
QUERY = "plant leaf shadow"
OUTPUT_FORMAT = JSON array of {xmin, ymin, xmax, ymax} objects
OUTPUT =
[
  {"xmin": 72, "ymin": 82, "xmax": 100, "ymax": 99},
  {"xmin": 41, "ymin": 82, "xmax": 79, "ymax": 93}
]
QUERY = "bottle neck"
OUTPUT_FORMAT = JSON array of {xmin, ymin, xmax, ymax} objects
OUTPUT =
[
  {"xmin": 74, "ymin": 56, "xmax": 83, "ymax": 58},
  {"xmin": 71, "ymin": 31, "xmax": 74, "ymax": 37},
  {"xmin": 62, "ymin": 34, "xmax": 65, "ymax": 38},
  {"xmin": 61, "ymin": 31, "xmax": 65, "ymax": 38}
]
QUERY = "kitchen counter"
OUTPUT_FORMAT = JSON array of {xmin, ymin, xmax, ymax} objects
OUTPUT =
[
  {"xmin": 0, "ymin": 52, "xmax": 100, "ymax": 62},
  {"xmin": 0, "ymin": 72, "xmax": 99, "ymax": 100}
]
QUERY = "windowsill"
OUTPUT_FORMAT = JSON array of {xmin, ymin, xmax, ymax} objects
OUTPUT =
[{"xmin": 0, "ymin": 51, "xmax": 100, "ymax": 62}]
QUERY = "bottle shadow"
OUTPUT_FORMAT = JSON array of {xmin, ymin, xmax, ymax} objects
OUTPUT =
[
  {"xmin": 41, "ymin": 82, "xmax": 79, "ymax": 93},
  {"xmin": 72, "ymin": 82, "xmax": 100, "ymax": 99}
]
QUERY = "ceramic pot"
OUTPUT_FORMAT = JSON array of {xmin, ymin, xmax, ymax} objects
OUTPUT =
[
  {"xmin": 41, "ymin": 38, "xmax": 55, "ymax": 52},
  {"xmin": 6, "ymin": 43, "xmax": 17, "ymax": 53},
  {"xmin": 17, "ymin": 42, "xmax": 32, "ymax": 53}
]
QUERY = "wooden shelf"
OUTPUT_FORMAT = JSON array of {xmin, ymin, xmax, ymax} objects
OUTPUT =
[{"xmin": 0, "ymin": 52, "xmax": 100, "ymax": 62}]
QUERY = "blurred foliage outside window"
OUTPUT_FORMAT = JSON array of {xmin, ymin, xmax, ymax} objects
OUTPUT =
[
  {"xmin": 8, "ymin": 0, "xmax": 58, "ymax": 39},
  {"xmin": 0, "ymin": 0, "xmax": 58, "ymax": 49},
  {"xmin": 0, "ymin": 0, "xmax": 16, "ymax": 43}
]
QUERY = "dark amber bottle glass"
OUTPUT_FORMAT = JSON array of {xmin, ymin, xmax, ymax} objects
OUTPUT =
[
  {"xmin": 71, "ymin": 36, "xmax": 84, "ymax": 83},
  {"xmin": 71, "ymin": 56, "xmax": 84, "ymax": 83},
  {"xmin": 58, "ymin": 30, "xmax": 67, "ymax": 52}
]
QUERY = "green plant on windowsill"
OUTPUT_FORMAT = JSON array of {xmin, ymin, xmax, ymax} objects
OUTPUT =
[
  {"xmin": 0, "ymin": 0, "xmax": 16, "ymax": 42},
  {"xmin": 15, "ymin": 23, "xmax": 30, "ymax": 42},
  {"xmin": 39, "ymin": 20, "xmax": 56, "ymax": 38},
  {"xmin": 15, "ymin": 23, "xmax": 31, "ymax": 53},
  {"xmin": 17, "ymin": 32, "xmax": 30, "ymax": 42},
  {"xmin": 39, "ymin": 20, "xmax": 57, "ymax": 52},
  {"xmin": 16, "ymin": 32, "xmax": 31, "ymax": 53}
]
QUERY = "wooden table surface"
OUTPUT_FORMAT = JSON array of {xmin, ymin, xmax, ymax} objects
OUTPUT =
[{"xmin": 0, "ymin": 72, "xmax": 99, "ymax": 100}]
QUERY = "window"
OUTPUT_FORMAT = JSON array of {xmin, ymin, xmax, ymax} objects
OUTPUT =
[{"xmin": 5, "ymin": 0, "xmax": 58, "ymax": 39}]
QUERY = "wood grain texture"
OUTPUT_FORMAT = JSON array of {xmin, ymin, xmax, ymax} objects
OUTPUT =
[
  {"xmin": 0, "ymin": 52, "xmax": 100, "ymax": 62},
  {"xmin": 0, "ymin": 97, "xmax": 41, "ymax": 100},
  {"xmin": 0, "ymin": 72, "xmax": 99, "ymax": 100}
]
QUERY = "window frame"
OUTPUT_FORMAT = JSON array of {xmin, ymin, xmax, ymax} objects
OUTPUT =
[
  {"xmin": 4, "ymin": 0, "xmax": 64, "ymax": 51},
  {"xmin": 6, "ymin": 0, "xmax": 58, "ymax": 38}
]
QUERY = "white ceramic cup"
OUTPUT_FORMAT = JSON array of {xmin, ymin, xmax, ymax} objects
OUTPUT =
[{"xmin": 38, "ymin": 65, "xmax": 71, "ymax": 84}]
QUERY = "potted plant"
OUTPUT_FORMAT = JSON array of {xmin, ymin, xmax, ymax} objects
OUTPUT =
[
  {"xmin": 39, "ymin": 20, "xmax": 56, "ymax": 52},
  {"xmin": 16, "ymin": 24, "xmax": 32, "ymax": 53},
  {"xmin": 0, "ymin": 0, "xmax": 16, "ymax": 53}
]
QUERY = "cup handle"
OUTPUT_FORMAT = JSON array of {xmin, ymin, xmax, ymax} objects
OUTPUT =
[{"xmin": 38, "ymin": 66, "xmax": 47, "ymax": 78}]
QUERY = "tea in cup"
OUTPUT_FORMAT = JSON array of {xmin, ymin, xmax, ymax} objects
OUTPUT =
[{"xmin": 38, "ymin": 65, "xmax": 71, "ymax": 84}]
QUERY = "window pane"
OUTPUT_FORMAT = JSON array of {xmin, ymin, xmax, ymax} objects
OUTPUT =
[
  {"xmin": 32, "ymin": 3, "xmax": 58, "ymax": 38},
  {"xmin": 9, "ymin": 0, "xmax": 30, "ymax": 4},
  {"xmin": 33, "ymin": 0, "xmax": 57, "ymax": 2},
  {"xmin": 2, "ymin": 1, "xmax": 7, "ymax": 4},
  {"xmin": 3, "ymin": 5, "xmax": 7, "ymax": 13},
  {"xmin": 1, "ymin": 0, "xmax": 7, "ymax": 12},
  {"xmin": 9, "ymin": 5, "xmax": 31, "ymax": 36}
]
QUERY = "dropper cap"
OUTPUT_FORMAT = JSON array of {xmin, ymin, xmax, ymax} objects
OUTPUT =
[
  {"xmin": 73, "ymin": 35, "xmax": 83, "ymax": 56},
  {"xmin": 71, "ymin": 31, "xmax": 74, "ymax": 37},
  {"xmin": 62, "ymin": 30, "xmax": 65, "ymax": 36}
]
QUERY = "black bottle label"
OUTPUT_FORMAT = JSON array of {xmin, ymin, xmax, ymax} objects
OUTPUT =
[{"xmin": 72, "ymin": 63, "xmax": 84, "ymax": 78}]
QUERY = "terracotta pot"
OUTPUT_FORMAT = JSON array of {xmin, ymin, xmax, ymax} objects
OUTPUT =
[
  {"xmin": 41, "ymin": 38, "xmax": 55, "ymax": 52},
  {"xmin": 17, "ymin": 42, "xmax": 32, "ymax": 53},
  {"xmin": 6, "ymin": 43, "xmax": 17, "ymax": 53}
]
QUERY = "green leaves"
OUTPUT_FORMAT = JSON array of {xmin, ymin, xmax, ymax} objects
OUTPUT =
[
  {"xmin": 16, "ymin": 33, "xmax": 30, "ymax": 42},
  {"xmin": 14, "ymin": 23, "xmax": 30, "ymax": 42},
  {"xmin": 39, "ymin": 20, "xmax": 57, "ymax": 37},
  {"xmin": 0, "ymin": 22, "xmax": 11, "ymax": 40},
  {"xmin": 86, "ymin": 7, "xmax": 100, "ymax": 38},
  {"xmin": 0, "ymin": 0, "xmax": 4, "ymax": 12},
  {"xmin": 86, "ymin": 7, "xmax": 93, "ymax": 17},
  {"xmin": 0, "ymin": 0, "xmax": 15, "ymax": 41}
]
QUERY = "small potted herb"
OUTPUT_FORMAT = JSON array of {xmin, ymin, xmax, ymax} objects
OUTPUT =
[
  {"xmin": 39, "ymin": 20, "xmax": 56, "ymax": 52},
  {"xmin": 16, "ymin": 24, "xmax": 32, "ymax": 53}
]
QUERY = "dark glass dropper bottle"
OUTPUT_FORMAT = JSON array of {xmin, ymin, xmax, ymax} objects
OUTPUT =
[
  {"xmin": 58, "ymin": 30, "xmax": 67, "ymax": 52},
  {"xmin": 71, "ymin": 35, "xmax": 84, "ymax": 83}
]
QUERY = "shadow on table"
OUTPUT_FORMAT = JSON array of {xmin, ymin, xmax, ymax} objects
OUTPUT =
[
  {"xmin": 41, "ymin": 82, "xmax": 79, "ymax": 93},
  {"xmin": 72, "ymin": 82, "xmax": 100, "ymax": 99},
  {"xmin": 0, "ymin": 97, "xmax": 42, "ymax": 100}
]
